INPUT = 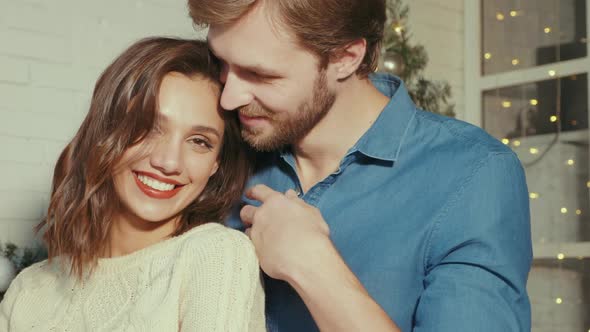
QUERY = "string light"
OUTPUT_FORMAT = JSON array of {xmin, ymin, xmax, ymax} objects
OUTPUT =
[
  {"xmin": 555, "ymin": 298, "xmax": 563, "ymax": 304},
  {"xmin": 501, "ymin": 138, "xmax": 510, "ymax": 145},
  {"xmin": 529, "ymin": 192, "xmax": 539, "ymax": 199},
  {"xmin": 513, "ymin": 140, "xmax": 521, "ymax": 147},
  {"xmin": 484, "ymin": 52, "xmax": 492, "ymax": 60},
  {"xmin": 529, "ymin": 99, "xmax": 538, "ymax": 106},
  {"xmin": 393, "ymin": 25, "xmax": 403, "ymax": 34},
  {"xmin": 576, "ymin": 209, "xmax": 582, "ymax": 215},
  {"xmin": 502, "ymin": 101, "xmax": 512, "ymax": 108},
  {"xmin": 496, "ymin": 13, "xmax": 505, "ymax": 21},
  {"xmin": 550, "ymin": 115, "xmax": 558, "ymax": 122},
  {"xmin": 544, "ymin": 27, "xmax": 552, "ymax": 34},
  {"xmin": 529, "ymin": 148, "xmax": 539, "ymax": 155},
  {"xmin": 557, "ymin": 253, "xmax": 565, "ymax": 260},
  {"xmin": 548, "ymin": 70, "xmax": 557, "ymax": 76},
  {"xmin": 509, "ymin": 10, "xmax": 518, "ymax": 17},
  {"xmin": 511, "ymin": 58, "xmax": 520, "ymax": 66},
  {"xmin": 561, "ymin": 207, "xmax": 568, "ymax": 214},
  {"xmin": 567, "ymin": 159, "xmax": 575, "ymax": 166}
]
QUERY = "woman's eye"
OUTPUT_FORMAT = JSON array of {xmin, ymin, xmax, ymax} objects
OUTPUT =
[{"xmin": 190, "ymin": 137, "xmax": 213, "ymax": 150}]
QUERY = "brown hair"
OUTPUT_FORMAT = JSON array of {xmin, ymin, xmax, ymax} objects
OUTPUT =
[
  {"xmin": 37, "ymin": 37, "xmax": 251, "ymax": 278},
  {"xmin": 188, "ymin": 0, "xmax": 386, "ymax": 77}
]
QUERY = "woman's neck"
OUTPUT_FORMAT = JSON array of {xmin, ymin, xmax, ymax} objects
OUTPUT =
[{"xmin": 106, "ymin": 212, "xmax": 180, "ymax": 258}]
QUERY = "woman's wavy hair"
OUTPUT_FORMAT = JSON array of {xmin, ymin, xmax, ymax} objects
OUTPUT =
[{"xmin": 36, "ymin": 37, "xmax": 251, "ymax": 278}]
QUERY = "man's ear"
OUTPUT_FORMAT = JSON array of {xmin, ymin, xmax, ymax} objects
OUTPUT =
[{"xmin": 331, "ymin": 39, "xmax": 367, "ymax": 80}]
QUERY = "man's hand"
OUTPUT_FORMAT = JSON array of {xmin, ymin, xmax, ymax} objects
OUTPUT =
[{"xmin": 241, "ymin": 184, "xmax": 331, "ymax": 282}]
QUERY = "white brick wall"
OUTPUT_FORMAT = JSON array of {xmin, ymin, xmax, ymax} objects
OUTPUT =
[
  {"xmin": 0, "ymin": 0, "xmax": 466, "ymax": 246},
  {"xmin": 0, "ymin": 0, "xmax": 204, "ymax": 246},
  {"xmin": 407, "ymin": 0, "xmax": 465, "ymax": 120}
]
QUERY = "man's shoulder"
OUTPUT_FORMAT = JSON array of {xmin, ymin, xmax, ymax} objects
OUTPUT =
[{"xmin": 413, "ymin": 109, "xmax": 514, "ymax": 159}]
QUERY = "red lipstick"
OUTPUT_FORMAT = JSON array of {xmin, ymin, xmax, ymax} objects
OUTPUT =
[{"xmin": 133, "ymin": 171, "xmax": 184, "ymax": 199}]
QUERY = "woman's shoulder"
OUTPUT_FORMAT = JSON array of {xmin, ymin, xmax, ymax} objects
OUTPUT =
[
  {"xmin": 6, "ymin": 259, "xmax": 63, "ymax": 294},
  {"xmin": 180, "ymin": 222, "xmax": 254, "ymax": 252},
  {"xmin": 177, "ymin": 223, "xmax": 258, "ymax": 267}
]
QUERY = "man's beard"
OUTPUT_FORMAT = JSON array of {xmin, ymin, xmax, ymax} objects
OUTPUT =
[{"xmin": 238, "ymin": 70, "xmax": 336, "ymax": 152}]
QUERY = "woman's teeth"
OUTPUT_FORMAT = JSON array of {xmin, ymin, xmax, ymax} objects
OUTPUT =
[{"xmin": 137, "ymin": 174, "xmax": 176, "ymax": 191}]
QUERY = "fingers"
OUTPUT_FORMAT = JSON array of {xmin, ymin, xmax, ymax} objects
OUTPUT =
[
  {"xmin": 245, "ymin": 184, "xmax": 279, "ymax": 202},
  {"xmin": 285, "ymin": 189, "xmax": 299, "ymax": 199},
  {"xmin": 240, "ymin": 205, "xmax": 257, "ymax": 225}
]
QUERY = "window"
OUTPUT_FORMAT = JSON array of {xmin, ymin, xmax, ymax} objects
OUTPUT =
[{"xmin": 465, "ymin": 1, "xmax": 590, "ymax": 331}]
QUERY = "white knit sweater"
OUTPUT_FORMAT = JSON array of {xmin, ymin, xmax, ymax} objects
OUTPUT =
[{"xmin": 0, "ymin": 223, "xmax": 266, "ymax": 331}]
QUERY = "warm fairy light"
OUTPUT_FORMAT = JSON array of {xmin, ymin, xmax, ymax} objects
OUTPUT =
[
  {"xmin": 529, "ymin": 193, "xmax": 539, "ymax": 199},
  {"xmin": 501, "ymin": 138, "xmax": 510, "ymax": 145},
  {"xmin": 484, "ymin": 52, "xmax": 492, "ymax": 60},
  {"xmin": 576, "ymin": 209, "xmax": 582, "ymax": 215},
  {"xmin": 513, "ymin": 140, "xmax": 521, "ymax": 147},
  {"xmin": 529, "ymin": 148, "xmax": 539, "ymax": 154},
  {"xmin": 561, "ymin": 207, "xmax": 568, "ymax": 214},
  {"xmin": 496, "ymin": 13, "xmax": 505, "ymax": 21},
  {"xmin": 557, "ymin": 253, "xmax": 565, "ymax": 260},
  {"xmin": 567, "ymin": 159, "xmax": 575, "ymax": 166},
  {"xmin": 550, "ymin": 115, "xmax": 558, "ymax": 122},
  {"xmin": 587, "ymin": 181, "xmax": 590, "ymax": 188},
  {"xmin": 511, "ymin": 58, "xmax": 520, "ymax": 66},
  {"xmin": 510, "ymin": 10, "xmax": 518, "ymax": 17},
  {"xmin": 502, "ymin": 101, "xmax": 512, "ymax": 108},
  {"xmin": 544, "ymin": 27, "xmax": 552, "ymax": 34},
  {"xmin": 555, "ymin": 298, "xmax": 563, "ymax": 304},
  {"xmin": 393, "ymin": 25, "xmax": 403, "ymax": 34},
  {"xmin": 530, "ymin": 99, "xmax": 538, "ymax": 106},
  {"xmin": 548, "ymin": 70, "xmax": 556, "ymax": 76}
]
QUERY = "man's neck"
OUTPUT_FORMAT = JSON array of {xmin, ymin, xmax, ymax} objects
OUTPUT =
[{"xmin": 293, "ymin": 77, "xmax": 390, "ymax": 192}]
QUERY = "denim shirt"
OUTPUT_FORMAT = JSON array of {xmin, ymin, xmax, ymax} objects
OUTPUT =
[{"xmin": 227, "ymin": 73, "xmax": 532, "ymax": 332}]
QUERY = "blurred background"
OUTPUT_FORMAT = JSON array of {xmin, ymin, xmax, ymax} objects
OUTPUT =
[{"xmin": 0, "ymin": 0, "xmax": 587, "ymax": 330}]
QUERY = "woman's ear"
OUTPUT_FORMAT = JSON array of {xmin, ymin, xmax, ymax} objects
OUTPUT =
[{"xmin": 209, "ymin": 161, "xmax": 220, "ymax": 177}]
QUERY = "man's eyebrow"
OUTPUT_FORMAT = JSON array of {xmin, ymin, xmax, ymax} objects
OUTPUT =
[
  {"xmin": 207, "ymin": 39, "xmax": 282, "ymax": 77},
  {"xmin": 240, "ymin": 64, "xmax": 282, "ymax": 77}
]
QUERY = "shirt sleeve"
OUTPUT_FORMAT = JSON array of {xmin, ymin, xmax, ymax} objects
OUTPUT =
[
  {"xmin": 0, "ymin": 271, "xmax": 24, "ymax": 331},
  {"xmin": 179, "ymin": 229, "xmax": 266, "ymax": 332},
  {"xmin": 414, "ymin": 152, "xmax": 532, "ymax": 332}
]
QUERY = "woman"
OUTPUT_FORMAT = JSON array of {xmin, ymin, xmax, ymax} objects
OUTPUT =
[{"xmin": 0, "ymin": 37, "xmax": 265, "ymax": 331}]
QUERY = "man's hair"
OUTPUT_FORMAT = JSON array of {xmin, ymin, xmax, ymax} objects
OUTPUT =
[
  {"xmin": 37, "ymin": 37, "xmax": 252, "ymax": 279},
  {"xmin": 188, "ymin": 0, "xmax": 386, "ymax": 77}
]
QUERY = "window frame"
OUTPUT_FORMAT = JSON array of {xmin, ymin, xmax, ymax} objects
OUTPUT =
[{"xmin": 464, "ymin": 0, "xmax": 590, "ymax": 259}]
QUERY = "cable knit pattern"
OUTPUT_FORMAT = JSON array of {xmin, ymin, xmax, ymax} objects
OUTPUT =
[{"xmin": 0, "ymin": 223, "xmax": 266, "ymax": 331}]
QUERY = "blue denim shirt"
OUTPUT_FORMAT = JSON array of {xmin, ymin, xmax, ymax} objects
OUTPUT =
[{"xmin": 228, "ymin": 74, "xmax": 532, "ymax": 332}]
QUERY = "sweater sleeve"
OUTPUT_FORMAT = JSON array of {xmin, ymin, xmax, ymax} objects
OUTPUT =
[
  {"xmin": 0, "ymin": 272, "xmax": 24, "ymax": 331},
  {"xmin": 179, "ymin": 229, "xmax": 266, "ymax": 332}
]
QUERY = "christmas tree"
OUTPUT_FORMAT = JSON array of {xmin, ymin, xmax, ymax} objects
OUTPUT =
[{"xmin": 380, "ymin": 0, "xmax": 455, "ymax": 117}]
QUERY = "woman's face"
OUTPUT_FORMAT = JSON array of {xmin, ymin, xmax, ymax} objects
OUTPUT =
[{"xmin": 113, "ymin": 72, "xmax": 224, "ymax": 225}]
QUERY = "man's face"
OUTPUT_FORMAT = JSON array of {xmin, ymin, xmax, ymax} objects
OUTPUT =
[{"xmin": 208, "ymin": 4, "xmax": 336, "ymax": 151}]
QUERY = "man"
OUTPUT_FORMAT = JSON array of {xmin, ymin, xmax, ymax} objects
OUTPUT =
[{"xmin": 188, "ymin": 0, "xmax": 532, "ymax": 331}]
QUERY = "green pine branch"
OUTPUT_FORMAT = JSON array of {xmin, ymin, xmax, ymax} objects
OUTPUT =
[{"xmin": 383, "ymin": 0, "xmax": 456, "ymax": 117}]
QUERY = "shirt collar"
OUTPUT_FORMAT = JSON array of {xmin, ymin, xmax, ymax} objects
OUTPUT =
[{"xmin": 353, "ymin": 73, "xmax": 417, "ymax": 161}]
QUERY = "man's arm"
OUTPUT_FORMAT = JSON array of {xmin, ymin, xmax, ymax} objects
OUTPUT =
[
  {"xmin": 242, "ymin": 186, "xmax": 401, "ymax": 332},
  {"xmin": 414, "ymin": 152, "xmax": 532, "ymax": 331}
]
